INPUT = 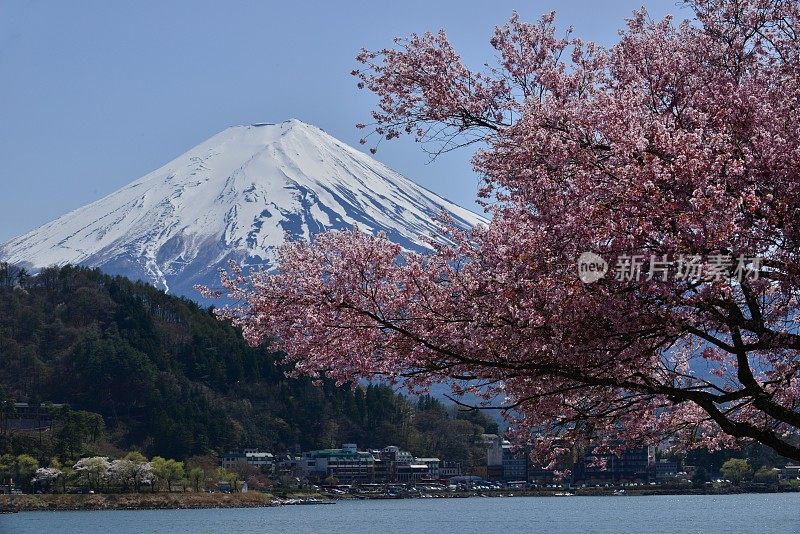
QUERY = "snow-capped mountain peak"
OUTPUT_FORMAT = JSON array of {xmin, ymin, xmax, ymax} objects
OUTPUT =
[{"xmin": 0, "ymin": 119, "xmax": 485, "ymax": 297}]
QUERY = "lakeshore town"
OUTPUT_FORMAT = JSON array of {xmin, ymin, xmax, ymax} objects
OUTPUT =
[
  {"xmin": 1, "ymin": 400, "xmax": 800, "ymax": 507},
  {"xmin": 216, "ymin": 438, "xmax": 800, "ymax": 497},
  {"xmin": 8, "ymin": 437, "xmax": 799, "ymax": 509}
]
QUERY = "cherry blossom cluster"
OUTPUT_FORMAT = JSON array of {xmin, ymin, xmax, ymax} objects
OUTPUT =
[{"xmin": 202, "ymin": 0, "xmax": 800, "ymax": 464}]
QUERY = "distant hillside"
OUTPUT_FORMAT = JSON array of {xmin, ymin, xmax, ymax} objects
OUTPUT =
[{"xmin": 0, "ymin": 264, "xmax": 496, "ymax": 462}]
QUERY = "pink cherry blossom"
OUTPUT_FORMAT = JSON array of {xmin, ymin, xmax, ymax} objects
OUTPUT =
[{"xmin": 202, "ymin": 0, "xmax": 800, "ymax": 463}]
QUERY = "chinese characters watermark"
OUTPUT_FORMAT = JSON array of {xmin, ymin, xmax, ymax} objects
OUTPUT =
[{"xmin": 578, "ymin": 253, "xmax": 762, "ymax": 284}]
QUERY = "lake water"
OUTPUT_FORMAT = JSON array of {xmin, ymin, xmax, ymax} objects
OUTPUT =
[{"xmin": 1, "ymin": 494, "xmax": 798, "ymax": 534}]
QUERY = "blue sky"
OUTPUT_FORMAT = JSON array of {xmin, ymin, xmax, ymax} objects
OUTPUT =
[{"xmin": 0, "ymin": 1, "xmax": 681, "ymax": 243}]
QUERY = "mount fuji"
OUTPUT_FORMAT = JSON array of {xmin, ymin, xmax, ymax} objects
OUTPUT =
[{"xmin": 0, "ymin": 119, "xmax": 485, "ymax": 298}]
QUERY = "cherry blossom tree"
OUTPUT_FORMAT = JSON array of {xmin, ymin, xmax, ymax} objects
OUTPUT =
[
  {"xmin": 108, "ymin": 454, "xmax": 154, "ymax": 493},
  {"xmin": 74, "ymin": 456, "xmax": 110, "ymax": 492},
  {"xmin": 205, "ymin": 0, "xmax": 800, "ymax": 463},
  {"xmin": 32, "ymin": 467, "xmax": 62, "ymax": 492}
]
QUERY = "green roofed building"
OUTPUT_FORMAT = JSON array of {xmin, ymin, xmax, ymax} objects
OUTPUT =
[{"xmin": 301, "ymin": 443, "xmax": 376, "ymax": 483}]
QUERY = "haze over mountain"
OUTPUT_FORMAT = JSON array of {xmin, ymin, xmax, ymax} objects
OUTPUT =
[{"xmin": 0, "ymin": 119, "xmax": 484, "ymax": 297}]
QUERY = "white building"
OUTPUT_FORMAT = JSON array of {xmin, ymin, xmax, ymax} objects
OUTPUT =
[
  {"xmin": 221, "ymin": 448, "xmax": 274, "ymax": 470},
  {"xmin": 382, "ymin": 445, "xmax": 414, "ymax": 465},
  {"xmin": 439, "ymin": 461, "xmax": 463, "ymax": 478},
  {"xmin": 414, "ymin": 458, "xmax": 441, "ymax": 479}
]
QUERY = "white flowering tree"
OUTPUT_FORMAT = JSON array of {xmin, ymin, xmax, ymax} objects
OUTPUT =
[
  {"xmin": 108, "ymin": 453, "xmax": 153, "ymax": 492},
  {"xmin": 73, "ymin": 456, "xmax": 110, "ymax": 492},
  {"xmin": 32, "ymin": 467, "xmax": 62, "ymax": 493}
]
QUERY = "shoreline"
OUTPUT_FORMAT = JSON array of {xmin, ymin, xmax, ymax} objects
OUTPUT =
[
  {"xmin": 1, "ymin": 492, "xmax": 279, "ymax": 513},
  {"xmin": 3, "ymin": 486, "xmax": 798, "ymax": 513}
]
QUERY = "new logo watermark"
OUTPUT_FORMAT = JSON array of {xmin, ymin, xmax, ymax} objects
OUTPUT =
[{"xmin": 577, "ymin": 252, "xmax": 608, "ymax": 284}]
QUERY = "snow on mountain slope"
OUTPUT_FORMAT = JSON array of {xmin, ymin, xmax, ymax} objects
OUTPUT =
[{"xmin": 0, "ymin": 119, "xmax": 485, "ymax": 297}]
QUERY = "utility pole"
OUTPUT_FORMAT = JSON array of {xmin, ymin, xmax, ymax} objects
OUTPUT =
[{"xmin": 5, "ymin": 477, "xmax": 12, "ymax": 513}]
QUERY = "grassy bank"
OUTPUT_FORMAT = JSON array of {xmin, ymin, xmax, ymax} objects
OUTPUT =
[{"xmin": 2, "ymin": 492, "xmax": 277, "ymax": 512}]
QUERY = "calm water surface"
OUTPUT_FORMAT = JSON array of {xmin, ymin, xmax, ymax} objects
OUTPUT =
[{"xmin": 1, "ymin": 494, "xmax": 798, "ymax": 534}]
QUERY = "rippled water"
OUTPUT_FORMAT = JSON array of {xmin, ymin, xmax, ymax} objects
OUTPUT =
[{"xmin": 2, "ymin": 493, "xmax": 798, "ymax": 534}]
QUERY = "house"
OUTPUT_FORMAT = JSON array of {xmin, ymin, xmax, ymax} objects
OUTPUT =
[
  {"xmin": 779, "ymin": 465, "xmax": 800, "ymax": 480},
  {"xmin": 439, "ymin": 461, "xmax": 463, "ymax": 479},
  {"xmin": 486, "ymin": 435, "xmax": 529, "ymax": 482},
  {"xmin": 655, "ymin": 459, "xmax": 679, "ymax": 481},
  {"xmin": 414, "ymin": 458, "xmax": 441, "ymax": 479},
  {"xmin": 571, "ymin": 445, "xmax": 655, "ymax": 484},
  {"xmin": 4, "ymin": 402, "xmax": 64, "ymax": 430},
  {"xmin": 380, "ymin": 445, "xmax": 414, "ymax": 466},
  {"xmin": 371, "ymin": 445, "xmax": 416, "ymax": 483},
  {"xmin": 395, "ymin": 462, "xmax": 430, "ymax": 483}
]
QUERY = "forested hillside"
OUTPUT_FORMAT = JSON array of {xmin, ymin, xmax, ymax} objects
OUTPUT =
[{"xmin": 0, "ymin": 264, "xmax": 495, "ymax": 463}]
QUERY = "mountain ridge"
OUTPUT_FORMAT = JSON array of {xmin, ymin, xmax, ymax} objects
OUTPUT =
[{"xmin": 1, "ymin": 119, "xmax": 485, "ymax": 297}]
